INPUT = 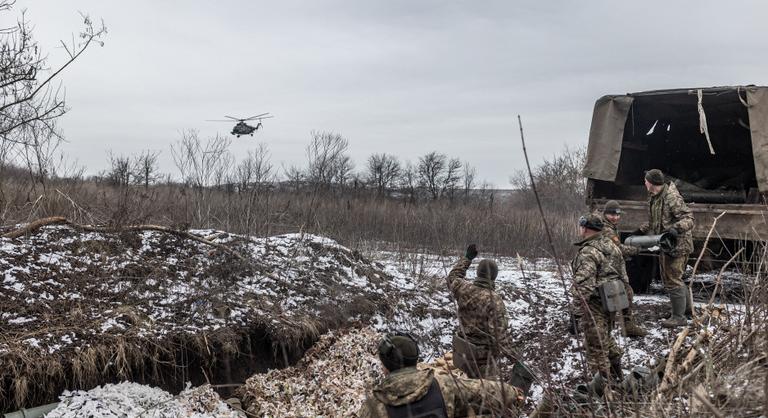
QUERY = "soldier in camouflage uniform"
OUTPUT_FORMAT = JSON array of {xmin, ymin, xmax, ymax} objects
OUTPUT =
[
  {"xmin": 358, "ymin": 333, "xmax": 523, "ymax": 418},
  {"xmin": 601, "ymin": 200, "xmax": 647, "ymax": 338},
  {"xmin": 446, "ymin": 244, "xmax": 514, "ymax": 379},
  {"xmin": 637, "ymin": 169, "xmax": 695, "ymax": 328},
  {"xmin": 571, "ymin": 214, "xmax": 624, "ymax": 380}
]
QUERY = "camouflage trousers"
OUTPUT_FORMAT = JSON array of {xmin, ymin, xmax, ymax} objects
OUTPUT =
[
  {"xmin": 452, "ymin": 334, "xmax": 499, "ymax": 379},
  {"xmin": 580, "ymin": 300, "xmax": 622, "ymax": 377},
  {"xmin": 660, "ymin": 253, "xmax": 689, "ymax": 290},
  {"xmin": 622, "ymin": 279, "xmax": 635, "ymax": 318}
]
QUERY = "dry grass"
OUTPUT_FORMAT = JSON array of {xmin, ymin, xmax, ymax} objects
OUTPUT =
[{"xmin": 0, "ymin": 174, "xmax": 581, "ymax": 261}]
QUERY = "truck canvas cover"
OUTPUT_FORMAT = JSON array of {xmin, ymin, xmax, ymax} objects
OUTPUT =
[{"xmin": 583, "ymin": 86, "xmax": 768, "ymax": 193}]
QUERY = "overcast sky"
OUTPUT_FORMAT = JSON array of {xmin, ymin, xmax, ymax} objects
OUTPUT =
[{"xmin": 10, "ymin": 0, "xmax": 768, "ymax": 186}]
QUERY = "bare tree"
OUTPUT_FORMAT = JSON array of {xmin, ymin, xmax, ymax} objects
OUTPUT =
[
  {"xmin": 0, "ymin": 3, "xmax": 106, "ymax": 147},
  {"xmin": 0, "ymin": 2, "xmax": 105, "ymax": 202},
  {"xmin": 399, "ymin": 161, "xmax": 418, "ymax": 204},
  {"xmin": 442, "ymin": 157, "xmax": 462, "ymax": 200},
  {"xmin": 17, "ymin": 120, "xmax": 62, "ymax": 191},
  {"xmin": 171, "ymin": 130, "xmax": 232, "ymax": 190},
  {"xmin": 305, "ymin": 131, "xmax": 350, "ymax": 190},
  {"xmin": 133, "ymin": 150, "xmax": 161, "ymax": 189},
  {"xmin": 417, "ymin": 151, "xmax": 446, "ymax": 200},
  {"xmin": 235, "ymin": 143, "xmax": 273, "ymax": 192},
  {"xmin": 170, "ymin": 130, "xmax": 233, "ymax": 225},
  {"xmin": 106, "ymin": 152, "xmax": 132, "ymax": 187},
  {"xmin": 283, "ymin": 164, "xmax": 304, "ymax": 192},
  {"xmin": 463, "ymin": 161, "xmax": 477, "ymax": 198},
  {"xmin": 366, "ymin": 153, "xmax": 401, "ymax": 195},
  {"xmin": 333, "ymin": 154, "xmax": 354, "ymax": 187}
]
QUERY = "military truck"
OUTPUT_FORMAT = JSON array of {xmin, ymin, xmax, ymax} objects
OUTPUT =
[{"xmin": 583, "ymin": 85, "xmax": 768, "ymax": 292}]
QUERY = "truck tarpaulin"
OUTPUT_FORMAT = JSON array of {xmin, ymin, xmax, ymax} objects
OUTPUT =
[{"xmin": 582, "ymin": 95, "xmax": 633, "ymax": 182}]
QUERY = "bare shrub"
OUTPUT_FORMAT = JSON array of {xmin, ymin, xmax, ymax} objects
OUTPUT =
[{"xmin": 511, "ymin": 145, "xmax": 587, "ymax": 214}]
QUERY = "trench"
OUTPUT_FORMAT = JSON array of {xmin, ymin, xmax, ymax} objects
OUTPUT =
[{"xmin": 0, "ymin": 327, "xmax": 317, "ymax": 413}]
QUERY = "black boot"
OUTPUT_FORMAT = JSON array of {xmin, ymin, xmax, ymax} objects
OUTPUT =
[
  {"xmin": 662, "ymin": 286, "xmax": 688, "ymax": 328},
  {"xmin": 610, "ymin": 357, "xmax": 623, "ymax": 382},
  {"xmin": 510, "ymin": 361, "xmax": 535, "ymax": 397}
]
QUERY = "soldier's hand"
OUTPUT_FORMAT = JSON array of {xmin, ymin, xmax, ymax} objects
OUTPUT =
[
  {"xmin": 465, "ymin": 244, "xmax": 478, "ymax": 260},
  {"xmin": 630, "ymin": 228, "xmax": 644, "ymax": 236}
]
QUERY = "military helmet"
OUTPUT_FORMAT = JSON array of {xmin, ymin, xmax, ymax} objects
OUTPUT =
[
  {"xmin": 578, "ymin": 213, "xmax": 604, "ymax": 231},
  {"xmin": 378, "ymin": 332, "xmax": 420, "ymax": 371},
  {"xmin": 476, "ymin": 259, "xmax": 499, "ymax": 280},
  {"xmin": 603, "ymin": 200, "xmax": 622, "ymax": 215}
]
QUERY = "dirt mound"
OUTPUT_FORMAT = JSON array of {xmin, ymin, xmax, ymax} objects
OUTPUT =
[{"xmin": 0, "ymin": 225, "xmax": 397, "ymax": 411}]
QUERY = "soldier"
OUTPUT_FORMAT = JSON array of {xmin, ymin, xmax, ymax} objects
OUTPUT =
[
  {"xmin": 446, "ymin": 244, "xmax": 514, "ymax": 379},
  {"xmin": 358, "ymin": 333, "xmax": 523, "ymax": 418},
  {"xmin": 601, "ymin": 200, "xmax": 647, "ymax": 338},
  {"xmin": 571, "ymin": 214, "xmax": 624, "ymax": 380},
  {"xmin": 636, "ymin": 169, "xmax": 695, "ymax": 328}
]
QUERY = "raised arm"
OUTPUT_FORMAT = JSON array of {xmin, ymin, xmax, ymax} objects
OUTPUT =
[{"xmin": 446, "ymin": 244, "xmax": 477, "ymax": 293}]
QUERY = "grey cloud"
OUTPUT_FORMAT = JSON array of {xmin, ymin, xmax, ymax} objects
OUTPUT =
[{"xmin": 12, "ymin": 0, "xmax": 768, "ymax": 185}]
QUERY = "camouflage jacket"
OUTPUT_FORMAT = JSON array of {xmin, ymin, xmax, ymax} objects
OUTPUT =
[
  {"xmin": 446, "ymin": 257, "xmax": 512, "ymax": 351},
  {"xmin": 601, "ymin": 216, "xmax": 640, "ymax": 258},
  {"xmin": 639, "ymin": 182, "xmax": 694, "ymax": 256},
  {"xmin": 357, "ymin": 367, "xmax": 522, "ymax": 418},
  {"xmin": 571, "ymin": 233, "xmax": 624, "ymax": 303}
]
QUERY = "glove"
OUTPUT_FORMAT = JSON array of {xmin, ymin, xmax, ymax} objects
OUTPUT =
[
  {"xmin": 568, "ymin": 313, "xmax": 579, "ymax": 335},
  {"xmin": 465, "ymin": 244, "xmax": 478, "ymax": 260},
  {"xmin": 665, "ymin": 228, "xmax": 679, "ymax": 239}
]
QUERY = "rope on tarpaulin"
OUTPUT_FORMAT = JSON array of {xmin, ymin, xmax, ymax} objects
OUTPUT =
[{"xmin": 697, "ymin": 88, "xmax": 716, "ymax": 155}]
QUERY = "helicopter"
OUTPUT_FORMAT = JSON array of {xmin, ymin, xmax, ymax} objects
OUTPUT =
[{"xmin": 207, "ymin": 113, "xmax": 273, "ymax": 137}]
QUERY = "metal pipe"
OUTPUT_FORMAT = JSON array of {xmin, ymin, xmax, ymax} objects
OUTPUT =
[
  {"xmin": 624, "ymin": 232, "xmax": 676, "ymax": 253},
  {"xmin": 3, "ymin": 403, "xmax": 59, "ymax": 418}
]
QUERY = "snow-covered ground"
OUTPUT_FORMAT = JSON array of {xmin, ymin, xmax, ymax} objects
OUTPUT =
[
  {"xmin": 367, "ymin": 249, "xmax": 747, "ymax": 403},
  {"xmin": 46, "ymin": 382, "xmax": 242, "ymax": 417},
  {"xmin": 0, "ymin": 226, "xmax": 749, "ymax": 415}
]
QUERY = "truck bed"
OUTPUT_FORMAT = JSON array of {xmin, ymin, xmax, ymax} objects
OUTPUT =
[{"xmin": 594, "ymin": 199, "xmax": 768, "ymax": 241}]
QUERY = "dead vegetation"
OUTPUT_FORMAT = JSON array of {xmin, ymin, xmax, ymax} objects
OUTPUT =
[
  {"xmin": 644, "ymin": 275, "xmax": 768, "ymax": 416},
  {"xmin": 0, "ymin": 223, "xmax": 400, "ymax": 411}
]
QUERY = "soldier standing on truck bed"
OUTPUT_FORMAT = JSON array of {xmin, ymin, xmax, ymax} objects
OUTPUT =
[
  {"xmin": 571, "ymin": 214, "xmax": 624, "ymax": 381},
  {"xmin": 634, "ymin": 169, "xmax": 695, "ymax": 328},
  {"xmin": 601, "ymin": 200, "xmax": 648, "ymax": 338}
]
